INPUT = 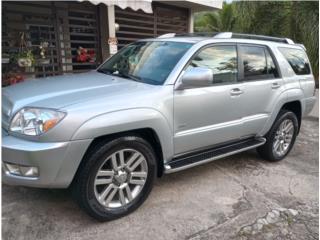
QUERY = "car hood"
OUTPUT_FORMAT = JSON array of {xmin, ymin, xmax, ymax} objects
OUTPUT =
[{"xmin": 2, "ymin": 71, "xmax": 156, "ymax": 115}]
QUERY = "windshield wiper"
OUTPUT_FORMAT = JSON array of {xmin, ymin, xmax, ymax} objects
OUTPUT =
[
  {"xmin": 97, "ymin": 68, "xmax": 113, "ymax": 75},
  {"xmin": 113, "ymin": 71, "xmax": 142, "ymax": 82},
  {"xmin": 98, "ymin": 68, "xmax": 142, "ymax": 83}
]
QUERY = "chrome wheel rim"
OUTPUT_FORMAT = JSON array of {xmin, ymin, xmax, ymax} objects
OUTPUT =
[
  {"xmin": 273, "ymin": 119, "xmax": 294, "ymax": 157},
  {"xmin": 94, "ymin": 149, "xmax": 148, "ymax": 209}
]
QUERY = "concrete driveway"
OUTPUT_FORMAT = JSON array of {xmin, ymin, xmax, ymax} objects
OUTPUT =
[{"xmin": 2, "ymin": 101, "xmax": 318, "ymax": 240}]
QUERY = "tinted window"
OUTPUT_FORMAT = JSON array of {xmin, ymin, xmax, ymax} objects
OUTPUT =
[
  {"xmin": 188, "ymin": 45, "xmax": 238, "ymax": 84},
  {"xmin": 99, "ymin": 41, "xmax": 193, "ymax": 85},
  {"xmin": 241, "ymin": 46, "xmax": 267, "ymax": 80},
  {"xmin": 266, "ymin": 49, "xmax": 279, "ymax": 78},
  {"xmin": 279, "ymin": 47, "xmax": 311, "ymax": 75}
]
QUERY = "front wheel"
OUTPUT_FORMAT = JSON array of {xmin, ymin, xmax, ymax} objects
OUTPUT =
[
  {"xmin": 72, "ymin": 136, "xmax": 157, "ymax": 221},
  {"xmin": 257, "ymin": 110, "xmax": 299, "ymax": 162}
]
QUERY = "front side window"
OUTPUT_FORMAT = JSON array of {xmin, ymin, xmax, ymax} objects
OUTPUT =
[
  {"xmin": 188, "ymin": 45, "xmax": 238, "ymax": 85},
  {"xmin": 98, "ymin": 41, "xmax": 193, "ymax": 85},
  {"xmin": 278, "ymin": 47, "xmax": 311, "ymax": 75}
]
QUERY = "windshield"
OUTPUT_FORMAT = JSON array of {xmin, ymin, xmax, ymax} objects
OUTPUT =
[{"xmin": 98, "ymin": 41, "xmax": 193, "ymax": 85}]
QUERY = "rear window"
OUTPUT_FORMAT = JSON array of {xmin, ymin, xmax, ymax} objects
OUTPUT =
[{"xmin": 278, "ymin": 47, "xmax": 311, "ymax": 75}]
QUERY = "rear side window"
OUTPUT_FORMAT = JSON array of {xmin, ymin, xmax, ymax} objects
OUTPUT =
[
  {"xmin": 240, "ymin": 45, "xmax": 279, "ymax": 80},
  {"xmin": 278, "ymin": 47, "xmax": 311, "ymax": 75},
  {"xmin": 188, "ymin": 45, "xmax": 238, "ymax": 85}
]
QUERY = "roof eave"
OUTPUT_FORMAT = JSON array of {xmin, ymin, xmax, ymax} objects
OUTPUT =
[{"xmin": 155, "ymin": 0, "xmax": 222, "ymax": 12}]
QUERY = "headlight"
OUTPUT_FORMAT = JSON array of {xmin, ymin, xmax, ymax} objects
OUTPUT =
[{"xmin": 9, "ymin": 108, "xmax": 66, "ymax": 136}]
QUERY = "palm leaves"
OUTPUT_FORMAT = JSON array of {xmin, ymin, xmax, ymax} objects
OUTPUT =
[
  {"xmin": 194, "ymin": 1, "xmax": 319, "ymax": 82},
  {"xmin": 194, "ymin": 4, "xmax": 236, "ymax": 32}
]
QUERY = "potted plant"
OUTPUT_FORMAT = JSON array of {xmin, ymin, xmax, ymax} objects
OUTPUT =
[
  {"xmin": 12, "ymin": 33, "xmax": 35, "ymax": 68},
  {"xmin": 3, "ymin": 71, "xmax": 25, "ymax": 86},
  {"xmin": 16, "ymin": 50, "xmax": 35, "ymax": 67},
  {"xmin": 37, "ymin": 41, "xmax": 50, "ymax": 65},
  {"xmin": 76, "ymin": 46, "xmax": 95, "ymax": 63}
]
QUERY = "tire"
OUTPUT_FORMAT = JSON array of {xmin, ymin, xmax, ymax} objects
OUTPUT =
[
  {"xmin": 72, "ymin": 136, "xmax": 157, "ymax": 221},
  {"xmin": 257, "ymin": 110, "xmax": 299, "ymax": 162}
]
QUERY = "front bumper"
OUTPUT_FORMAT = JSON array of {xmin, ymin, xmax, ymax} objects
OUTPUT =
[{"xmin": 2, "ymin": 132, "xmax": 92, "ymax": 188}]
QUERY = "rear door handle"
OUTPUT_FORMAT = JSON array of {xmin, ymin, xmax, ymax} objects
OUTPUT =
[
  {"xmin": 230, "ymin": 88, "xmax": 243, "ymax": 96},
  {"xmin": 271, "ymin": 82, "xmax": 281, "ymax": 89}
]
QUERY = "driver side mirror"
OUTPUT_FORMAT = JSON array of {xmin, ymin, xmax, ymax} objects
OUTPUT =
[{"xmin": 176, "ymin": 67, "xmax": 213, "ymax": 90}]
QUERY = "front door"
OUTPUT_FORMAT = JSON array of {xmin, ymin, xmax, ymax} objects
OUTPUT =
[{"xmin": 173, "ymin": 44, "xmax": 245, "ymax": 155}]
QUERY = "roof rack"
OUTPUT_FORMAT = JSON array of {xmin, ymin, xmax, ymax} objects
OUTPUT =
[
  {"xmin": 157, "ymin": 33, "xmax": 176, "ymax": 38},
  {"xmin": 229, "ymin": 33, "xmax": 294, "ymax": 44},
  {"xmin": 157, "ymin": 32, "xmax": 218, "ymax": 38},
  {"xmin": 157, "ymin": 32, "xmax": 294, "ymax": 44}
]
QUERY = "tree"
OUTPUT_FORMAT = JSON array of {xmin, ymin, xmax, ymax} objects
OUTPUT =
[
  {"xmin": 194, "ymin": 3, "xmax": 236, "ymax": 32},
  {"xmin": 194, "ymin": 1, "xmax": 319, "ymax": 83},
  {"xmin": 292, "ymin": 1, "xmax": 319, "ymax": 81}
]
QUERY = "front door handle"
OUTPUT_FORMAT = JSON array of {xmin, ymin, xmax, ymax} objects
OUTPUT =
[
  {"xmin": 271, "ymin": 82, "xmax": 281, "ymax": 89},
  {"xmin": 230, "ymin": 88, "xmax": 243, "ymax": 96}
]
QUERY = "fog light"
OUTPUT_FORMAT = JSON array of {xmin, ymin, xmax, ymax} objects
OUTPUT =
[
  {"xmin": 4, "ymin": 163, "xmax": 39, "ymax": 177},
  {"xmin": 5, "ymin": 163, "xmax": 21, "ymax": 175},
  {"xmin": 20, "ymin": 166, "xmax": 39, "ymax": 177}
]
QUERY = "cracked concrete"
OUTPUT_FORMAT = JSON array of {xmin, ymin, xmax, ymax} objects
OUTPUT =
[{"xmin": 2, "ymin": 106, "xmax": 318, "ymax": 239}]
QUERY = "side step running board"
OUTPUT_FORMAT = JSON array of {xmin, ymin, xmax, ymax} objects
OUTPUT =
[{"xmin": 164, "ymin": 137, "xmax": 266, "ymax": 174}]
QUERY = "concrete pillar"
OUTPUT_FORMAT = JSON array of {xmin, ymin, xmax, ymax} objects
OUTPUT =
[
  {"xmin": 107, "ymin": 5, "xmax": 116, "ymax": 38},
  {"xmin": 106, "ymin": 5, "xmax": 117, "ymax": 56},
  {"xmin": 99, "ymin": 5, "xmax": 108, "ymax": 60},
  {"xmin": 188, "ymin": 9, "xmax": 194, "ymax": 33}
]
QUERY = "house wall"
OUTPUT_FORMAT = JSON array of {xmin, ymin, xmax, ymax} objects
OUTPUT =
[
  {"xmin": 115, "ymin": 2, "xmax": 189, "ymax": 49},
  {"xmin": 2, "ymin": 1, "xmax": 192, "ymax": 84},
  {"xmin": 2, "ymin": 1, "xmax": 102, "ymax": 84}
]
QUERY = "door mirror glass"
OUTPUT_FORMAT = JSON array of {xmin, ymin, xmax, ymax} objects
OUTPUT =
[{"xmin": 178, "ymin": 67, "xmax": 213, "ymax": 89}]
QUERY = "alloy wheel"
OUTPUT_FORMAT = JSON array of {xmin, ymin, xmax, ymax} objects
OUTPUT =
[
  {"xmin": 272, "ymin": 119, "xmax": 294, "ymax": 157},
  {"xmin": 94, "ymin": 149, "xmax": 148, "ymax": 209}
]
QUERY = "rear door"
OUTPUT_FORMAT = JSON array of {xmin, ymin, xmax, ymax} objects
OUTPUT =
[{"xmin": 238, "ymin": 44, "xmax": 284, "ymax": 136}]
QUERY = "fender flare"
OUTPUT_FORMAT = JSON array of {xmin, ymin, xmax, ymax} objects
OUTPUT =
[
  {"xmin": 259, "ymin": 88, "xmax": 303, "ymax": 136},
  {"xmin": 71, "ymin": 108, "xmax": 174, "ymax": 162}
]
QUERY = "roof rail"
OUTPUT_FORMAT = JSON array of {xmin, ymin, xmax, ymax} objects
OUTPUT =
[
  {"xmin": 215, "ymin": 32, "xmax": 294, "ymax": 44},
  {"xmin": 157, "ymin": 32, "xmax": 295, "ymax": 44},
  {"xmin": 214, "ymin": 32, "xmax": 232, "ymax": 38},
  {"xmin": 157, "ymin": 33, "xmax": 176, "ymax": 38},
  {"xmin": 295, "ymin": 43, "xmax": 306, "ymax": 51},
  {"xmin": 158, "ymin": 32, "xmax": 218, "ymax": 38}
]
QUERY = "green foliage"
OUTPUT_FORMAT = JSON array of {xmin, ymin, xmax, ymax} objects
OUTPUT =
[
  {"xmin": 195, "ymin": 3, "xmax": 236, "ymax": 32},
  {"xmin": 10, "ymin": 50, "xmax": 35, "ymax": 66},
  {"xmin": 194, "ymin": 1, "xmax": 319, "ymax": 82}
]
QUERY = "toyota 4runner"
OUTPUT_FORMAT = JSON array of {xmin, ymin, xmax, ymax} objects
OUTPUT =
[{"xmin": 2, "ymin": 32, "xmax": 316, "ymax": 221}]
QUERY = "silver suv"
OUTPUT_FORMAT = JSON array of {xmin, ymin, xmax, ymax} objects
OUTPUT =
[{"xmin": 2, "ymin": 32, "xmax": 316, "ymax": 221}]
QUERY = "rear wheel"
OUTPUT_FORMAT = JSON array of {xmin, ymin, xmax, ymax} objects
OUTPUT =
[
  {"xmin": 257, "ymin": 110, "xmax": 298, "ymax": 161},
  {"xmin": 72, "ymin": 136, "xmax": 156, "ymax": 221}
]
